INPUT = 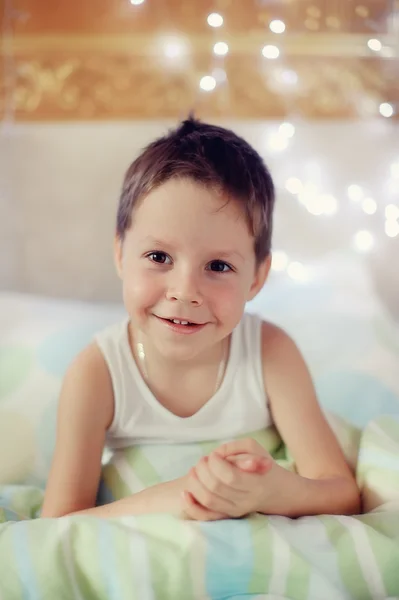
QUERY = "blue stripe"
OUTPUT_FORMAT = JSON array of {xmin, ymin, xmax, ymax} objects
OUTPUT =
[
  {"xmin": 96, "ymin": 479, "xmax": 115, "ymax": 505},
  {"xmin": 359, "ymin": 449, "xmax": 399, "ymax": 472},
  {"xmin": 0, "ymin": 486, "xmax": 15, "ymax": 506},
  {"xmin": 11, "ymin": 523, "xmax": 41, "ymax": 600},
  {"xmin": 200, "ymin": 519, "xmax": 254, "ymax": 599},
  {"xmin": 98, "ymin": 520, "xmax": 123, "ymax": 600}
]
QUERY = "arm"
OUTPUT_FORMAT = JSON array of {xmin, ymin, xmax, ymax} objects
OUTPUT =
[
  {"xmin": 41, "ymin": 343, "xmax": 114, "ymax": 517},
  {"xmin": 260, "ymin": 322, "xmax": 360, "ymax": 516},
  {"xmin": 41, "ymin": 343, "xmax": 225, "ymax": 520}
]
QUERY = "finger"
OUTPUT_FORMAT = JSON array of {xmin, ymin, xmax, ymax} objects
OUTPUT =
[
  {"xmin": 188, "ymin": 467, "xmax": 233, "ymax": 513},
  {"xmin": 226, "ymin": 453, "xmax": 264, "ymax": 469},
  {"xmin": 215, "ymin": 439, "xmax": 269, "ymax": 460},
  {"xmin": 234, "ymin": 457, "xmax": 272, "ymax": 474},
  {"xmin": 195, "ymin": 457, "xmax": 236, "ymax": 504},
  {"xmin": 181, "ymin": 491, "xmax": 227, "ymax": 521},
  {"xmin": 207, "ymin": 452, "xmax": 247, "ymax": 492},
  {"xmin": 209, "ymin": 452, "xmax": 269, "ymax": 495}
]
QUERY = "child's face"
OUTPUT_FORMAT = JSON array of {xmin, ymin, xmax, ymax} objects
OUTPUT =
[{"xmin": 115, "ymin": 178, "xmax": 270, "ymax": 360}]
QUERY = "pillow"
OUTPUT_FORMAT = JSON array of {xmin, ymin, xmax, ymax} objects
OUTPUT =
[
  {"xmin": 0, "ymin": 292, "xmax": 125, "ymax": 486},
  {"xmin": 99, "ymin": 413, "xmax": 361, "ymax": 505}
]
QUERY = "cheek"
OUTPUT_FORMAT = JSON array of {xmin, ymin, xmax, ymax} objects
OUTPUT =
[
  {"xmin": 122, "ymin": 268, "xmax": 162, "ymax": 312},
  {"xmin": 208, "ymin": 278, "xmax": 247, "ymax": 315}
]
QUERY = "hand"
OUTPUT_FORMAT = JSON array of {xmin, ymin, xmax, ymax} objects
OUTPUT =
[
  {"xmin": 181, "ymin": 439, "xmax": 273, "ymax": 520},
  {"xmin": 179, "ymin": 450, "xmax": 270, "ymax": 521}
]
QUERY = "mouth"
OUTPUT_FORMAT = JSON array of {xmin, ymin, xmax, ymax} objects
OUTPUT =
[{"xmin": 154, "ymin": 315, "xmax": 207, "ymax": 333}]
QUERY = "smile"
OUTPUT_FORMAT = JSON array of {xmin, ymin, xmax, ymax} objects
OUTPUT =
[{"xmin": 154, "ymin": 315, "xmax": 207, "ymax": 334}]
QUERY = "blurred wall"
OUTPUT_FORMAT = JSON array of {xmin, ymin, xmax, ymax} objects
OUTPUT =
[{"xmin": 0, "ymin": 119, "xmax": 398, "ymax": 313}]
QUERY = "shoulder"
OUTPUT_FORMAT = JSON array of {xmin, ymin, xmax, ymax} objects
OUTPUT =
[
  {"xmin": 260, "ymin": 319, "xmax": 294, "ymax": 350},
  {"xmin": 260, "ymin": 320, "xmax": 305, "ymax": 369},
  {"xmin": 67, "ymin": 341, "xmax": 111, "ymax": 381},
  {"xmin": 60, "ymin": 342, "xmax": 114, "ymax": 430}
]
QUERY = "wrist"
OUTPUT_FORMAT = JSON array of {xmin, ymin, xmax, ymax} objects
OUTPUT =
[
  {"xmin": 255, "ymin": 462, "xmax": 292, "ymax": 515},
  {"xmin": 257, "ymin": 467, "xmax": 360, "ymax": 517}
]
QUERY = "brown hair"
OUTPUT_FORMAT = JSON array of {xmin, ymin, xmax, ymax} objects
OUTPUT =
[{"xmin": 116, "ymin": 116, "xmax": 275, "ymax": 263}]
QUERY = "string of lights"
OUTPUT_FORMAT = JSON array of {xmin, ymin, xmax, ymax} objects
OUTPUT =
[{"xmin": 1, "ymin": 0, "xmax": 398, "ymax": 286}]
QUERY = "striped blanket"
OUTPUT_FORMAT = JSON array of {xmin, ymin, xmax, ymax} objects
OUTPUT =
[{"xmin": 1, "ymin": 414, "xmax": 398, "ymax": 600}]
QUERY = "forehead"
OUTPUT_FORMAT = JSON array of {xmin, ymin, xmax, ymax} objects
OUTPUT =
[{"xmin": 132, "ymin": 178, "xmax": 252, "ymax": 243}]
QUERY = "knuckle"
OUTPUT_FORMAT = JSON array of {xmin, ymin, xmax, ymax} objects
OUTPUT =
[
  {"xmin": 208, "ymin": 479, "xmax": 220, "ymax": 494},
  {"xmin": 223, "ymin": 469, "xmax": 236, "ymax": 486},
  {"xmin": 201, "ymin": 492, "xmax": 214, "ymax": 508}
]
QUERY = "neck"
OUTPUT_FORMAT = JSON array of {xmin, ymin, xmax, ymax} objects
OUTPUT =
[{"xmin": 128, "ymin": 322, "xmax": 228, "ymax": 380}]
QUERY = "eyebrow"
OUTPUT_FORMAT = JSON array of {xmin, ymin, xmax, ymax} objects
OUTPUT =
[{"xmin": 142, "ymin": 237, "xmax": 245, "ymax": 261}]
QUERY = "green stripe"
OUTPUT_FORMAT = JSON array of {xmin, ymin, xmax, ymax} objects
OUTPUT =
[
  {"xmin": 285, "ymin": 537, "xmax": 311, "ymax": 600},
  {"xmin": 44, "ymin": 519, "xmax": 108, "ymax": 599},
  {"xmin": 361, "ymin": 516, "xmax": 399, "ymax": 594},
  {"xmin": 136, "ymin": 515, "xmax": 196, "ymax": 600},
  {"xmin": 125, "ymin": 447, "xmax": 163, "ymax": 488},
  {"xmin": 27, "ymin": 521, "xmax": 75, "ymax": 600},
  {"xmin": 69, "ymin": 519, "xmax": 107, "ymax": 599},
  {"xmin": 9, "ymin": 487, "xmax": 44, "ymax": 519},
  {"xmin": 364, "ymin": 425, "xmax": 399, "ymax": 450},
  {"xmin": 358, "ymin": 512, "xmax": 399, "ymax": 537},
  {"xmin": 101, "ymin": 520, "xmax": 142, "ymax": 600},
  {"xmin": 322, "ymin": 515, "xmax": 373, "ymax": 600},
  {"xmin": 370, "ymin": 416, "xmax": 399, "ymax": 441},
  {"xmin": 0, "ymin": 523, "xmax": 24, "ymax": 599},
  {"xmin": 102, "ymin": 464, "xmax": 132, "ymax": 499},
  {"xmin": 357, "ymin": 469, "xmax": 399, "ymax": 496},
  {"xmin": 247, "ymin": 514, "xmax": 273, "ymax": 593},
  {"xmin": 248, "ymin": 514, "xmax": 311, "ymax": 599}
]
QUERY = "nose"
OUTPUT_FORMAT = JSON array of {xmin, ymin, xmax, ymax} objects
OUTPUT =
[{"xmin": 165, "ymin": 268, "xmax": 203, "ymax": 306}]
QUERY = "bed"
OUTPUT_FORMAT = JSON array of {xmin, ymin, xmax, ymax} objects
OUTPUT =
[{"xmin": 1, "ymin": 254, "xmax": 399, "ymax": 599}]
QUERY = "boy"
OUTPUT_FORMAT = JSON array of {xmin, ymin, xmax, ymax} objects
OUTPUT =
[{"xmin": 42, "ymin": 117, "xmax": 359, "ymax": 520}]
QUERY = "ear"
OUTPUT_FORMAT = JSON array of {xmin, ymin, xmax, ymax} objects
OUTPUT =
[
  {"xmin": 248, "ymin": 254, "xmax": 271, "ymax": 301},
  {"xmin": 114, "ymin": 234, "xmax": 124, "ymax": 279}
]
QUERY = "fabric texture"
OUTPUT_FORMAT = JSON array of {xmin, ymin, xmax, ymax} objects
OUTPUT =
[{"xmin": 1, "ymin": 414, "xmax": 399, "ymax": 599}]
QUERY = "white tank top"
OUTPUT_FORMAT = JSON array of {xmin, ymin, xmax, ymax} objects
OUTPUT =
[{"xmin": 95, "ymin": 312, "xmax": 271, "ymax": 449}]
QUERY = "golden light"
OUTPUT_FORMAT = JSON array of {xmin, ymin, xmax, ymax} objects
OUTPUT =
[
  {"xmin": 199, "ymin": 76, "xmax": 216, "ymax": 92},
  {"xmin": 262, "ymin": 45, "xmax": 280, "ymax": 59},
  {"xmin": 271, "ymin": 251, "xmax": 289, "ymax": 272},
  {"xmin": 367, "ymin": 39, "xmax": 382, "ymax": 52},
  {"xmin": 279, "ymin": 122, "xmax": 295, "ymax": 138},
  {"xmin": 385, "ymin": 221, "xmax": 399, "ymax": 238},
  {"xmin": 353, "ymin": 230, "xmax": 374, "ymax": 252},
  {"xmin": 379, "ymin": 103, "xmax": 394, "ymax": 118},
  {"xmin": 347, "ymin": 185, "xmax": 364, "ymax": 202},
  {"xmin": 207, "ymin": 13, "xmax": 223, "ymax": 28},
  {"xmin": 385, "ymin": 204, "xmax": 399, "ymax": 220},
  {"xmin": 287, "ymin": 262, "xmax": 309, "ymax": 282},
  {"xmin": 361, "ymin": 197, "xmax": 377, "ymax": 215},
  {"xmin": 269, "ymin": 20, "xmax": 286, "ymax": 34},
  {"xmin": 285, "ymin": 177, "xmax": 303, "ymax": 195},
  {"xmin": 213, "ymin": 42, "xmax": 229, "ymax": 56}
]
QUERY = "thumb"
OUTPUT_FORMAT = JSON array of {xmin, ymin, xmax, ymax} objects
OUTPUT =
[{"xmin": 236, "ymin": 456, "xmax": 271, "ymax": 473}]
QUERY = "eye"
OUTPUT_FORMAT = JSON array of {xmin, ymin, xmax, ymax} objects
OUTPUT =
[
  {"xmin": 207, "ymin": 260, "xmax": 233, "ymax": 273},
  {"xmin": 147, "ymin": 251, "xmax": 172, "ymax": 265}
]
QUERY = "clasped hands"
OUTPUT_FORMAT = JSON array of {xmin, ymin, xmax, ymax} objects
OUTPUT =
[{"xmin": 180, "ymin": 438, "xmax": 275, "ymax": 521}]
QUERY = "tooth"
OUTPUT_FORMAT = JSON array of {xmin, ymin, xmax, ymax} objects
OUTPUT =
[
  {"xmin": 181, "ymin": 321, "xmax": 189, "ymax": 325},
  {"xmin": 173, "ymin": 319, "xmax": 180, "ymax": 324}
]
